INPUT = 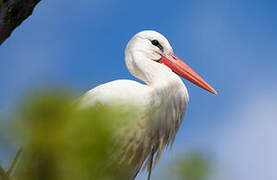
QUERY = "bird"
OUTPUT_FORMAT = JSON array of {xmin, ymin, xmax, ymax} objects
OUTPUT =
[{"xmin": 78, "ymin": 30, "xmax": 217, "ymax": 180}]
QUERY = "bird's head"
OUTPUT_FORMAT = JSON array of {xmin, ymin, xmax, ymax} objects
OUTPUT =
[{"xmin": 125, "ymin": 30, "xmax": 217, "ymax": 95}]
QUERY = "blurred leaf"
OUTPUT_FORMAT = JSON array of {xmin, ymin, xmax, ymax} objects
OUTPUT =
[
  {"xmin": 169, "ymin": 151, "xmax": 212, "ymax": 180},
  {"xmin": 0, "ymin": 164, "xmax": 9, "ymax": 180},
  {"xmin": 8, "ymin": 90, "xmax": 132, "ymax": 180}
]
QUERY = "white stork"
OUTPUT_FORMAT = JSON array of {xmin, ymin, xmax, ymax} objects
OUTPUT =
[{"xmin": 79, "ymin": 30, "xmax": 217, "ymax": 179}]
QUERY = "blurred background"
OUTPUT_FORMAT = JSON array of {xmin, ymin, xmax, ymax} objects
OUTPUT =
[{"xmin": 0, "ymin": 0, "xmax": 277, "ymax": 179}]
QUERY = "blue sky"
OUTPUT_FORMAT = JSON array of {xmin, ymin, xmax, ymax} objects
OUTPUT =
[{"xmin": 0, "ymin": 0, "xmax": 277, "ymax": 179}]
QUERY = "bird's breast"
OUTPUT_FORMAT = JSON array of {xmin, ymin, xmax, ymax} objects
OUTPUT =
[{"xmin": 78, "ymin": 78, "xmax": 188, "ymax": 172}]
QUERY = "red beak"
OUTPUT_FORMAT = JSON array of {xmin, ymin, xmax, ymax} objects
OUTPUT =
[{"xmin": 159, "ymin": 53, "xmax": 217, "ymax": 95}]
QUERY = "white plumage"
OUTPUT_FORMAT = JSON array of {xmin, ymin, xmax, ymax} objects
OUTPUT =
[{"xmin": 78, "ymin": 30, "xmax": 216, "ymax": 179}]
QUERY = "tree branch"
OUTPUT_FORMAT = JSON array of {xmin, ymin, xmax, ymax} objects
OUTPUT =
[{"xmin": 0, "ymin": 0, "xmax": 41, "ymax": 45}]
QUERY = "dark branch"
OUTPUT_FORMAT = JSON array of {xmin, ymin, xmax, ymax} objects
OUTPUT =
[{"xmin": 0, "ymin": 0, "xmax": 41, "ymax": 45}]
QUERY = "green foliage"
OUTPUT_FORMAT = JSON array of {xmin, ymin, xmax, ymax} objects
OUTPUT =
[
  {"xmin": 9, "ymin": 90, "xmax": 131, "ymax": 180},
  {"xmin": 0, "ymin": 89, "xmax": 214, "ymax": 180},
  {"xmin": 0, "ymin": 165, "xmax": 9, "ymax": 180},
  {"xmin": 169, "ymin": 151, "xmax": 212, "ymax": 180}
]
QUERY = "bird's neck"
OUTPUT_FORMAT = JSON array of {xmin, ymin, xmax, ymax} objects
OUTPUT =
[{"xmin": 126, "ymin": 52, "xmax": 184, "ymax": 89}]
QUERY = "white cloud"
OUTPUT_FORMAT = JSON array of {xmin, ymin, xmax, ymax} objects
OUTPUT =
[{"xmin": 214, "ymin": 84, "xmax": 277, "ymax": 180}]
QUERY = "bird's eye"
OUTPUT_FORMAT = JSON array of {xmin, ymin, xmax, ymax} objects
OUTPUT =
[
  {"xmin": 151, "ymin": 40, "xmax": 160, "ymax": 46},
  {"xmin": 151, "ymin": 40, "xmax": 164, "ymax": 52}
]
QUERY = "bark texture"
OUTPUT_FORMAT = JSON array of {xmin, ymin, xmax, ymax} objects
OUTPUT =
[{"xmin": 0, "ymin": 0, "xmax": 41, "ymax": 45}]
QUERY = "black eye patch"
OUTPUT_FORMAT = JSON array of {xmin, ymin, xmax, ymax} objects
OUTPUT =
[{"xmin": 151, "ymin": 40, "xmax": 164, "ymax": 52}]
